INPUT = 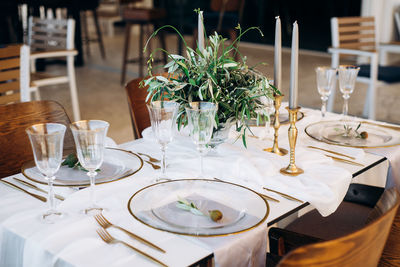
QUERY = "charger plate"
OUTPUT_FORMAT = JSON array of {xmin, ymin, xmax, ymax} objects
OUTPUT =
[
  {"xmin": 127, "ymin": 179, "xmax": 269, "ymax": 237},
  {"xmin": 305, "ymin": 120, "xmax": 400, "ymax": 148},
  {"xmin": 22, "ymin": 148, "xmax": 143, "ymax": 187}
]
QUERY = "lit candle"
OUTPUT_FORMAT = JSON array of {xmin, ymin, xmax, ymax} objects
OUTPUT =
[
  {"xmin": 289, "ymin": 21, "xmax": 298, "ymax": 109},
  {"xmin": 198, "ymin": 11, "xmax": 205, "ymax": 52},
  {"xmin": 274, "ymin": 16, "xmax": 282, "ymax": 92}
]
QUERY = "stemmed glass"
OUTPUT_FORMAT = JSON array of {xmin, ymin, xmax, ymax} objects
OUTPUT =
[
  {"xmin": 338, "ymin": 65, "xmax": 360, "ymax": 135},
  {"xmin": 316, "ymin": 67, "xmax": 337, "ymax": 118},
  {"xmin": 70, "ymin": 120, "xmax": 109, "ymax": 215},
  {"xmin": 186, "ymin": 102, "xmax": 217, "ymax": 177},
  {"xmin": 147, "ymin": 101, "xmax": 180, "ymax": 180},
  {"xmin": 26, "ymin": 123, "xmax": 66, "ymax": 223}
]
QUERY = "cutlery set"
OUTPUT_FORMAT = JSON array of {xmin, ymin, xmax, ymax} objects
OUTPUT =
[{"xmin": 307, "ymin": 145, "xmax": 364, "ymax": 167}]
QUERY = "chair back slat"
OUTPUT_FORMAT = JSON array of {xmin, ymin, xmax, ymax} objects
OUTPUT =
[
  {"xmin": 278, "ymin": 188, "xmax": 400, "ymax": 267},
  {"xmin": 332, "ymin": 16, "xmax": 377, "ymax": 51},
  {"xmin": 125, "ymin": 77, "xmax": 151, "ymax": 139},
  {"xmin": 0, "ymin": 101, "xmax": 74, "ymax": 178},
  {"xmin": 28, "ymin": 16, "xmax": 70, "ymax": 51},
  {"xmin": 0, "ymin": 45, "xmax": 22, "ymax": 105}
]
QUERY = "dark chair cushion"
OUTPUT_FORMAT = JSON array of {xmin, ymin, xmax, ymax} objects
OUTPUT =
[
  {"xmin": 358, "ymin": 64, "xmax": 400, "ymax": 83},
  {"xmin": 285, "ymin": 201, "xmax": 372, "ymax": 240}
]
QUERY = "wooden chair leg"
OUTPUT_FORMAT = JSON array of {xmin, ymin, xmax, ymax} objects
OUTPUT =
[
  {"xmin": 92, "ymin": 9, "xmax": 106, "ymax": 59},
  {"xmin": 139, "ymin": 24, "xmax": 144, "ymax": 77},
  {"xmin": 81, "ymin": 11, "xmax": 90, "ymax": 57},
  {"xmin": 121, "ymin": 23, "xmax": 132, "ymax": 85},
  {"xmin": 67, "ymin": 55, "xmax": 81, "ymax": 121}
]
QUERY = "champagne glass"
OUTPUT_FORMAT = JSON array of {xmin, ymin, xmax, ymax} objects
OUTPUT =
[
  {"xmin": 316, "ymin": 67, "xmax": 337, "ymax": 118},
  {"xmin": 338, "ymin": 65, "xmax": 360, "ymax": 135},
  {"xmin": 147, "ymin": 101, "xmax": 180, "ymax": 180},
  {"xmin": 186, "ymin": 102, "xmax": 217, "ymax": 177},
  {"xmin": 70, "ymin": 120, "xmax": 109, "ymax": 215},
  {"xmin": 26, "ymin": 123, "xmax": 66, "ymax": 223}
]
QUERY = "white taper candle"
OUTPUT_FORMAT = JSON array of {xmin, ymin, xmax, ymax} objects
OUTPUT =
[
  {"xmin": 198, "ymin": 11, "xmax": 205, "ymax": 52},
  {"xmin": 289, "ymin": 21, "xmax": 299, "ymax": 109},
  {"xmin": 274, "ymin": 16, "xmax": 282, "ymax": 92}
]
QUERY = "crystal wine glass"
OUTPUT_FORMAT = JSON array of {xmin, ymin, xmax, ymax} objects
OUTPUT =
[
  {"xmin": 338, "ymin": 65, "xmax": 360, "ymax": 135},
  {"xmin": 316, "ymin": 66, "xmax": 337, "ymax": 118},
  {"xmin": 26, "ymin": 123, "xmax": 66, "ymax": 223},
  {"xmin": 70, "ymin": 120, "xmax": 109, "ymax": 215},
  {"xmin": 186, "ymin": 102, "xmax": 217, "ymax": 177},
  {"xmin": 147, "ymin": 101, "xmax": 180, "ymax": 181}
]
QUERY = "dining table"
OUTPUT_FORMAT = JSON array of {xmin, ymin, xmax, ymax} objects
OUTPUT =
[{"xmin": 0, "ymin": 103, "xmax": 398, "ymax": 267}]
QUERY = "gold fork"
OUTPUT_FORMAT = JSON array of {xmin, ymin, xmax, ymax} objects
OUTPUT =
[
  {"xmin": 94, "ymin": 214, "xmax": 165, "ymax": 253},
  {"xmin": 144, "ymin": 160, "xmax": 161, "ymax": 170},
  {"xmin": 138, "ymin": 152, "xmax": 160, "ymax": 163},
  {"xmin": 96, "ymin": 228, "xmax": 168, "ymax": 267}
]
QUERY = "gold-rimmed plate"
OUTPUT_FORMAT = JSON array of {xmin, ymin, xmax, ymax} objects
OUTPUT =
[
  {"xmin": 22, "ymin": 148, "xmax": 143, "ymax": 187},
  {"xmin": 127, "ymin": 179, "xmax": 269, "ymax": 237},
  {"xmin": 305, "ymin": 120, "xmax": 400, "ymax": 148}
]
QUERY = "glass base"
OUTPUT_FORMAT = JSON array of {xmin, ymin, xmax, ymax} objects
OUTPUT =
[
  {"xmin": 41, "ymin": 209, "xmax": 66, "ymax": 224},
  {"xmin": 83, "ymin": 205, "xmax": 104, "ymax": 216}
]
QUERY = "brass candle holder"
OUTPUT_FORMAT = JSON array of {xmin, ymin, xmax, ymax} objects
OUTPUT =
[
  {"xmin": 264, "ymin": 95, "xmax": 288, "ymax": 156},
  {"xmin": 280, "ymin": 107, "xmax": 304, "ymax": 176}
]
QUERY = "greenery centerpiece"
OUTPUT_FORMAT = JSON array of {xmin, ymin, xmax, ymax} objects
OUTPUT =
[{"xmin": 143, "ymin": 11, "xmax": 280, "ymax": 147}]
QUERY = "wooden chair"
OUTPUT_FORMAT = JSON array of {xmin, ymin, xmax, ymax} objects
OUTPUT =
[
  {"xmin": 327, "ymin": 16, "xmax": 400, "ymax": 120},
  {"xmin": 0, "ymin": 100, "xmax": 75, "ymax": 178},
  {"xmin": 28, "ymin": 16, "xmax": 81, "ymax": 121},
  {"xmin": 125, "ymin": 77, "xmax": 150, "ymax": 139},
  {"xmin": 120, "ymin": 2, "xmax": 167, "ymax": 84},
  {"xmin": 0, "ymin": 44, "xmax": 30, "ymax": 105},
  {"xmin": 267, "ymin": 187, "xmax": 400, "ymax": 267},
  {"xmin": 379, "ymin": 9, "xmax": 400, "ymax": 66}
]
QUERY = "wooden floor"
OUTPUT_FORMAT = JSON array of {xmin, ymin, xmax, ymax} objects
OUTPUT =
[{"xmin": 38, "ymin": 26, "xmax": 400, "ymax": 144}]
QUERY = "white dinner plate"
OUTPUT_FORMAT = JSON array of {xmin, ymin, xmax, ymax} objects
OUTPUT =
[
  {"xmin": 22, "ymin": 148, "xmax": 143, "ymax": 187},
  {"xmin": 128, "ymin": 179, "xmax": 269, "ymax": 236}
]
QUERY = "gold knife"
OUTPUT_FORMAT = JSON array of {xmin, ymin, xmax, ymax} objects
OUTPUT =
[
  {"xmin": 1, "ymin": 180, "xmax": 46, "ymax": 202},
  {"xmin": 325, "ymin": 154, "xmax": 365, "ymax": 167},
  {"xmin": 263, "ymin": 187, "xmax": 304, "ymax": 203},
  {"xmin": 13, "ymin": 178, "xmax": 65, "ymax": 201},
  {"xmin": 307, "ymin": 145, "xmax": 356, "ymax": 160}
]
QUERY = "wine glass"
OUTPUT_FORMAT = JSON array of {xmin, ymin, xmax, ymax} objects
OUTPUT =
[
  {"xmin": 186, "ymin": 102, "xmax": 217, "ymax": 177},
  {"xmin": 26, "ymin": 123, "xmax": 66, "ymax": 223},
  {"xmin": 338, "ymin": 65, "xmax": 360, "ymax": 135},
  {"xmin": 147, "ymin": 101, "xmax": 180, "ymax": 180},
  {"xmin": 70, "ymin": 120, "xmax": 109, "ymax": 215},
  {"xmin": 316, "ymin": 66, "xmax": 337, "ymax": 118}
]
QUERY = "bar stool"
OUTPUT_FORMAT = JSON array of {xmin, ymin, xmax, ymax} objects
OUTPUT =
[
  {"xmin": 80, "ymin": 0, "xmax": 106, "ymax": 59},
  {"xmin": 121, "ymin": 7, "xmax": 167, "ymax": 85}
]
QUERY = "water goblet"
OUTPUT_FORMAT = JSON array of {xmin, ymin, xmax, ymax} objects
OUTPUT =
[
  {"xmin": 338, "ymin": 65, "xmax": 360, "ymax": 134},
  {"xmin": 70, "ymin": 120, "xmax": 109, "ymax": 215},
  {"xmin": 316, "ymin": 66, "xmax": 337, "ymax": 118},
  {"xmin": 26, "ymin": 123, "xmax": 66, "ymax": 223},
  {"xmin": 147, "ymin": 101, "xmax": 180, "ymax": 181},
  {"xmin": 185, "ymin": 102, "xmax": 217, "ymax": 177}
]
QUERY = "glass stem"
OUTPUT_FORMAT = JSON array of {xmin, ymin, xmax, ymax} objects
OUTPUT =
[
  {"xmin": 89, "ymin": 171, "xmax": 97, "ymax": 207},
  {"xmin": 343, "ymin": 96, "xmax": 349, "ymax": 117},
  {"xmin": 198, "ymin": 145, "xmax": 205, "ymax": 177},
  {"xmin": 321, "ymin": 97, "xmax": 328, "ymax": 118},
  {"xmin": 47, "ymin": 177, "xmax": 55, "ymax": 211},
  {"xmin": 161, "ymin": 145, "xmax": 167, "ymax": 176}
]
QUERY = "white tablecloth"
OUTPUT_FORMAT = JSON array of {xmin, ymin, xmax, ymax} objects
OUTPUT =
[{"xmin": 0, "ymin": 104, "xmax": 396, "ymax": 267}]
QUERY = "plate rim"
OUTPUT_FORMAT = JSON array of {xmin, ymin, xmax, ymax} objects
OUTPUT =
[
  {"xmin": 305, "ymin": 120, "xmax": 400, "ymax": 149},
  {"xmin": 127, "ymin": 178, "xmax": 270, "ymax": 237},
  {"xmin": 21, "ymin": 147, "xmax": 143, "ymax": 187}
]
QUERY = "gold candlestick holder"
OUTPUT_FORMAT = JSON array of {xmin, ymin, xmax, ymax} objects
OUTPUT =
[
  {"xmin": 280, "ymin": 107, "xmax": 304, "ymax": 176},
  {"xmin": 264, "ymin": 95, "xmax": 288, "ymax": 156}
]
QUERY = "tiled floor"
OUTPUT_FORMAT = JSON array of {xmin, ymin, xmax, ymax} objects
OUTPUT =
[{"xmin": 38, "ymin": 27, "xmax": 400, "ymax": 144}]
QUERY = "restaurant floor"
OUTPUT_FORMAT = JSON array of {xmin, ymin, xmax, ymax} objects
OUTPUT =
[{"xmin": 38, "ymin": 27, "xmax": 400, "ymax": 144}]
